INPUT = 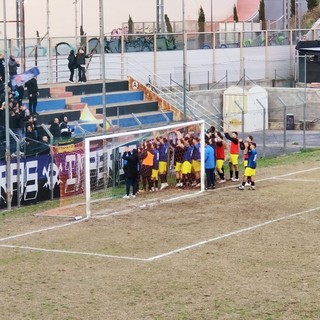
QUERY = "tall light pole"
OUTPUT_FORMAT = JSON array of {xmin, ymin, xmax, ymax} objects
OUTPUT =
[
  {"xmin": 182, "ymin": 0, "xmax": 187, "ymax": 119},
  {"xmin": 74, "ymin": 0, "xmax": 78, "ymax": 39},
  {"xmin": 156, "ymin": 0, "xmax": 165, "ymax": 33},
  {"xmin": 81, "ymin": 0, "xmax": 84, "ymax": 29},
  {"xmin": 3, "ymin": 0, "xmax": 12, "ymax": 210},
  {"xmin": 99, "ymin": 0, "xmax": 107, "ymax": 133},
  {"xmin": 16, "ymin": 0, "xmax": 26, "ymax": 71}
]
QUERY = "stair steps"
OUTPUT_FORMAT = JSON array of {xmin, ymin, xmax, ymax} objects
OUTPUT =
[{"xmin": 66, "ymin": 102, "xmax": 88, "ymax": 110}]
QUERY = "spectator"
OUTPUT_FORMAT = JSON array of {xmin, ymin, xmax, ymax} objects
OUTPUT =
[
  {"xmin": 0, "ymin": 53, "xmax": 5, "ymax": 82},
  {"xmin": 25, "ymin": 76, "xmax": 39, "ymax": 115},
  {"xmin": 8, "ymin": 55, "xmax": 20, "ymax": 90},
  {"xmin": 67, "ymin": 50, "xmax": 77, "ymax": 83},
  {"xmin": 122, "ymin": 147, "xmax": 139, "ymax": 198},
  {"xmin": 59, "ymin": 115, "xmax": 74, "ymax": 138},
  {"xmin": 37, "ymin": 135, "xmax": 50, "ymax": 155},
  {"xmin": 76, "ymin": 47, "xmax": 91, "ymax": 83},
  {"xmin": 8, "ymin": 55, "xmax": 20, "ymax": 76},
  {"xmin": 0, "ymin": 101, "xmax": 5, "ymax": 140},
  {"xmin": 49, "ymin": 117, "xmax": 61, "ymax": 144}
]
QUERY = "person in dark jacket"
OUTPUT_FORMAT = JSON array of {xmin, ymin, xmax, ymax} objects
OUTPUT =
[
  {"xmin": 122, "ymin": 147, "xmax": 139, "ymax": 198},
  {"xmin": 59, "ymin": 115, "xmax": 74, "ymax": 138},
  {"xmin": 0, "ymin": 54, "xmax": 5, "ymax": 82},
  {"xmin": 67, "ymin": 50, "xmax": 77, "ymax": 83},
  {"xmin": 25, "ymin": 77, "xmax": 39, "ymax": 115},
  {"xmin": 49, "ymin": 117, "xmax": 61, "ymax": 145},
  {"xmin": 8, "ymin": 55, "xmax": 20, "ymax": 90},
  {"xmin": 8, "ymin": 55, "xmax": 20, "ymax": 77},
  {"xmin": 76, "ymin": 48, "xmax": 91, "ymax": 83}
]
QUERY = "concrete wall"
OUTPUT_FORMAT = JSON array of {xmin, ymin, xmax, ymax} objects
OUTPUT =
[{"xmin": 188, "ymin": 86, "xmax": 320, "ymax": 130}]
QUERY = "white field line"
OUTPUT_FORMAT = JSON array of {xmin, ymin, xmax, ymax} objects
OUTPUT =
[
  {"xmin": 0, "ymin": 166, "xmax": 319, "ymax": 261},
  {"xmin": 272, "ymin": 178, "xmax": 319, "ymax": 182},
  {"xmin": 0, "ymin": 218, "xmax": 88, "ymax": 242},
  {"xmin": 1, "ymin": 205, "xmax": 319, "ymax": 262},
  {"xmin": 146, "ymin": 206, "xmax": 320, "ymax": 261},
  {"xmin": 0, "ymin": 244, "xmax": 147, "ymax": 262}
]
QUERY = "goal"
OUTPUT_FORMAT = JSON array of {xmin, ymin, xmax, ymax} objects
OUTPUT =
[{"xmin": 84, "ymin": 120, "xmax": 206, "ymax": 218}]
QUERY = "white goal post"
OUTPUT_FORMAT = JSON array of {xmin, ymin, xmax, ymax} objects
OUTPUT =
[{"xmin": 84, "ymin": 120, "xmax": 206, "ymax": 218}]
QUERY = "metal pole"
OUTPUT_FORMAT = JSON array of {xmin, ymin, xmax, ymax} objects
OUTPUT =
[
  {"xmin": 3, "ymin": 0, "xmax": 12, "ymax": 210},
  {"xmin": 297, "ymin": 94, "xmax": 306, "ymax": 149},
  {"xmin": 40, "ymin": 124, "xmax": 54, "ymax": 200},
  {"xmin": 234, "ymin": 101, "xmax": 244, "ymax": 139},
  {"xmin": 210, "ymin": 0, "xmax": 213, "ymax": 32},
  {"xmin": 278, "ymin": 97, "xmax": 287, "ymax": 155},
  {"xmin": 47, "ymin": 0, "xmax": 51, "ymax": 83},
  {"xmin": 74, "ymin": 0, "xmax": 78, "ymax": 40},
  {"xmin": 99, "ymin": 0, "xmax": 107, "ymax": 133},
  {"xmin": 182, "ymin": 0, "xmax": 187, "ymax": 119},
  {"xmin": 22, "ymin": 0, "xmax": 26, "ymax": 71},
  {"xmin": 256, "ymin": 99, "xmax": 266, "ymax": 157},
  {"xmin": 81, "ymin": 0, "xmax": 84, "ymax": 29},
  {"xmin": 9, "ymin": 129, "xmax": 21, "ymax": 207}
]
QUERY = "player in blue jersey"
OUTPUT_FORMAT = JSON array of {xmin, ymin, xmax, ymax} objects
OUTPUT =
[
  {"xmin": 238, "ymin": 142, "xmax": 257, "ymax": 190},
  {"xmin": 151, "ymin": 142, "xmax": 160, "ymax": 191},
  {"xmin": 158, "ymin": 136, "xmax": 169, "ymax": 190},
  {"xmin": 181, "ymin": 137, "xmax": 193, "ymax": 188}
]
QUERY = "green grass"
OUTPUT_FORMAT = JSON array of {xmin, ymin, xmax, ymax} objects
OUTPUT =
[
  {"xmin": 256, "ymin": 148, "xmax": 320, "ymax": 167},
  {"xmin": 1, "ymin": 148, "xmax": 320, "ymax": 218}
]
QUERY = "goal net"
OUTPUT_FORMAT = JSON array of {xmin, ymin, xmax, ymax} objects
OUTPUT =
[{"xmin": 84, "ymin": 120, "xmax": 205, "ymax": 218}]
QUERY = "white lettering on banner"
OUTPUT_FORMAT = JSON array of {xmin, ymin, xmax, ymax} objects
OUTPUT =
[
  {"xmin": 63, "ymin": 153, "xmax": 85, "ymax": 194},
  {"xmin": 76, "ymin": 153, "xmax": 84, "ymax": 192},
  {"xmin": 64, "ymin": 154, "xmax": 76, "ymax": 194},
  {"xmin": 24, "ymin": 160, "xmax": 38, "ymax": 201},
  {"xmin": 97, "ymin": 149, "xmax": 108, "ymax": 182},
  {"xmin": 43, "ymin": 162, "xmax": 61, "ymax": 190},
  {"xmin": 89, "ymin": 150, "xmax": 109, "ymax": 188},
  {"xmin": 0, "ymin": 164, "xmax": 6, "ymax": 202},
  {"xmin": 10, "ymin": 162, "xmax": 25, "ymax": 203}
]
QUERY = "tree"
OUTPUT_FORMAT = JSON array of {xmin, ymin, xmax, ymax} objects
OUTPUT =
[
  {"xmin": 291, "ymin": 0, "xmax": 296, "ymax": 16},
  {"xmin": 165, "ymin": 14, "xmax": 173, "ymax": 33},
  {"xmin": 259, "ymin": 0, "xmax": 267, "ymax": 30},
  {"xmin": 128, "ymin": 15, "xmax": 134, "ymax": 41},
  {"xmin": 198, "ymin": 6, "xmax": 205, "ymax": 48},
  {"xmin": 307, "ymin": 0, "xmax": 319, "ymax": 11},
  {"xmin": 165, "ymin": 14, "xmax": 174, "ymax": 41},
  {"xmin": 233, "ymin": 5, "xmax": 239, "ymax": 22}
]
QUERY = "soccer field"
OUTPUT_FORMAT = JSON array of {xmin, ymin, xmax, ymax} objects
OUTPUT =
[{"xmin": 1, "ymin": 155, "xmax": 320, "ymax": 319}]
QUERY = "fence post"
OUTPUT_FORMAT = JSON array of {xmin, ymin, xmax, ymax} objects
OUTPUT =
[
  {"xmin": 297, "ymin": 94, "xmax": 306, "ymax": 149},
  {"xmin": 277, "ymin": 97, "xmax": 287, "ymax": 154},
  {"xmin": 234, "ymin": 101, "xmax": 244, "ymax": 139},
  {"xmin": 9, "ymin": 129, "xmax": 21, "ymax": 208},
  {"xmin": 256, "ymin": 99, "xmax": 266, "ymax": 157},
  {"xmin": 41, "ymin": 124, "xmax": 54, "ymax": 200}
]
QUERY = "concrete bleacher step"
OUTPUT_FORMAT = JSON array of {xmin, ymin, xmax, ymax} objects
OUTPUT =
[
  {"xmin": 94, "ymin": 100, "xmax": 159, "ymax": 117},
  {"xmin": 65, "ymin": 80, "xmax": 129, "ymax": 95},
  {"xmin": 50, "ymin": 92, "xmax": 74, "ymax": 99},
  {"xmin": 36, "ymin": 109, "xmax": 81, "ymax": 125},
  {"xmin": 110, "ymin": 111, "xmax": 174, "ymax": 128},
  {"xmin": 75, "ymin": 111, "xmax": 174, "ymax": 133},
  {"xmin": 66, "ymin": 102, "xmax": 88, "ymax": 110},
  {"xmin": 81, "ymin": 90, "xmax": 144, "ymax": 106}
]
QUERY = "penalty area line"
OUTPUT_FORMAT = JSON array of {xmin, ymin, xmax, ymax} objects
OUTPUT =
[
  {"xmin": 0, "ymin": 218, "xmax": 88, "ymax": 243},
  {"xmin": 146, "ymin": 206, "xmax": 320, "ymax": 261},
  {"xmin": 0, "ymin": 244, "xmax": 148, "ymax": 262}
]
